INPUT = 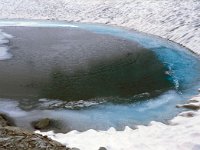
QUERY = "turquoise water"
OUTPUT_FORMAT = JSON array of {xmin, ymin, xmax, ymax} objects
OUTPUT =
[
  {"xmin": 77, "ymin": 24, "xmax": 200, "ymax": 91},
  {"xmin": 66, "ymin": 23, "xmax": 200, "ymax": 130},
  {"xmin": 0, "ymin": 20, "xmax": 200, "ymax": 131}
]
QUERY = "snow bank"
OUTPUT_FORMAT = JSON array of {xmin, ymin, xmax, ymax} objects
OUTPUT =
[
  {"xmin": 0, "ymin": 0, "xmax": 199, "ymax": 55},
  {"xmin": 0, "ymin": 30, "xmax": 13, "ymax": 60},
  {"xmin": 36, "ymin": 94, "xmax": 200, "ymax": 150}
]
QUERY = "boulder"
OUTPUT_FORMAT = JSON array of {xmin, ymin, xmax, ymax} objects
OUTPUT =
[
  {"xmin": 32, "ymin": 118, "xmax": 51, "ymax": 130},
  {"xmin": 71, "ymin": 148, "xmax": 80, "ymax": 150},
  {"xmin": 32, "ymin": 118, "xmax": 64, "ymax": 132},
  {"xmin": 176, "ymin": 95, "xmax": 200, "ymax": 110},
  {"xmin": 0, "ymin": 126, "xmax": 68, "ymax": 150},
  {"xmin": 179, "ymin": 111, "xmax": 195, "ymax": 117},
  {"xmin": 99, "ymin": 147, "xmax": 107, "ymax": 150},
  {"xmin": 0, "ymin": 115, "xmax": 8, "ymax": 127},
  {"xmin": 0, "ymin": 113, "xmax": 15, "ymax": 127}
]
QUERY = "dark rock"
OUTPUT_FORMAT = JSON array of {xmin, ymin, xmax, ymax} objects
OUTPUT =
[
  {"xmin": 179, "ymin": 112, "xmax": 195, "ymax": 117},
  {"xmin": 182, "ymin": 104, "xmax": 200, "ymax": 110},
  {"xmin": 0, "ymin": 115, "xmax": 8, "ymax": 127},
  {"xmin": 176, "ymin": 104, "xmax": 200, "ymax": 110},
  {"xmin": 189, "ymin": 99, "xmax": 199, "ymax": 103},
  {"xmin": 32, "ymin": 118, "xmax": 64, "ymax": 132},
  {"xmin": 99, "ymin": 147, "xmax": 107, "ymax": 150},
  {"xmin": 71, "ymin": 148, "xmax": 80, "ymax": 150},
  {"xmin": 0, "ymin": 126, "xmax": 68, "ymax": 150},
  {"xmin": 66, "ymin": 148, "xmax": 79, "ymax": 150},
  {"xmin": 0, "ymin": 113, "xmax": 15, "ymax": 127},
  {"xmin": 32, "ymin": 118, "xmax": 51, "ymax": 130}
]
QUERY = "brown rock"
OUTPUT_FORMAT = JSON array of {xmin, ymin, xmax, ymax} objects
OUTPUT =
[
  {"xmin": 0, "ymin": 115, "xmax": 8, "ymax": 127},
  {"xmin": 179, "ymin": 112, "xmax": 195, "ymax": 117},
  {"xmin": 176, "ymin": 103, "xmax": 200, "ymax": 110},
  {"xmin": 0, "ymin": 126, "xmax": 68, "ymax": 150},
  {"xmin": 0, "ymin": 113, "xmax": 15, "ymax": 127},
  {"xmin": 99, "ymin": 147, "xmax": 107, "ymax": 150},
  {"xmin": 33, "ymin": 118, "xmax": 51, "ymax": 130}
]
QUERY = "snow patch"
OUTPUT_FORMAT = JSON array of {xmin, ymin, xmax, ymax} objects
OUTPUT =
[
  {"xmin": 0, "ymin": 20, "xmax": 78, "ymax": 28},
  {"xmin": 0, "ymin": 30, "xmax": 13, "ymax": 60}
]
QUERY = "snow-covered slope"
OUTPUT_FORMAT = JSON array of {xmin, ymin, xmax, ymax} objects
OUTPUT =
[{"xmin": 0, "ymin": 0, "xmax": 199, "ymax": 55}]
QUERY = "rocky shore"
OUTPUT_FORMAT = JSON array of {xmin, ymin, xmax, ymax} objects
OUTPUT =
[{"xmin": 0, "ymin": 114, "xmax": 73, "ymax": 150}]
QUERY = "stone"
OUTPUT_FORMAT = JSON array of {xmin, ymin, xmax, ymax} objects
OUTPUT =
[
  {"xmin": 181, "ymin": 104, "xmax": 200, "ymax": 110},
  {"xmin": 0, "ymin": 115, "xmax": 8, "ymax": 127},
  {"xmin": 32, "ymin": 118, "xmax": 65, "ymax": 132},
  {"xmin": 179, "ymin": 111, "xmax": 195, "ymax": 117},
  {"xmin": 176, "ymin": 104, "xmax": 200, "ymax": 110},
  {"xmin": 0, "ymin": 113, "xmax": 15, "ymax": 127},
  {"xmin": 99, "ymin": 147, "xmax": 107, "ymax": 150},
  {"xmin": 176, "ymin": 95, "xmax": 200, "ymax": 110},
  {"xmin": 32, "ymin": 118, "xmax": 51, "ymax": 130},
  {"xmin": 0, "ymin": 126, "xmax": 68, "ymax": 150},
  {"xmin": 71, "ymin": 148, "xmax": 80, "ymax": 150}
]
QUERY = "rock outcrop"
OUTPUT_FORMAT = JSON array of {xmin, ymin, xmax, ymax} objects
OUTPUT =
[
  {"xmin": 0, "ymin": 113, "xmax": 71, "ymax": 150},
  {"xmin": 0, "ymin": 126, "xmax": 67, "ymax": 150},
  {"xmin": 176, "ymin": 94, "xmax": 200, "ymax": 110}
]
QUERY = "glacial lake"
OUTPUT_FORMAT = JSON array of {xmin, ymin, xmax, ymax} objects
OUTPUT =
[{"xmin": 0, "ymin": 20, "xmax": 200, "ymax": 132}]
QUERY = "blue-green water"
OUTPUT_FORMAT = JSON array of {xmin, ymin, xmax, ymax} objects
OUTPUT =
[
  {"xmin": 77, "ymin": 23, "xmax": 200, "ymax": 91},
  {"xmin": 0, "ymin": 20, "xmax": 200, "ymax": 131},
  {"xmin": 68, "ymin": 23, "xmax": 200, "ymax": 130}
]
